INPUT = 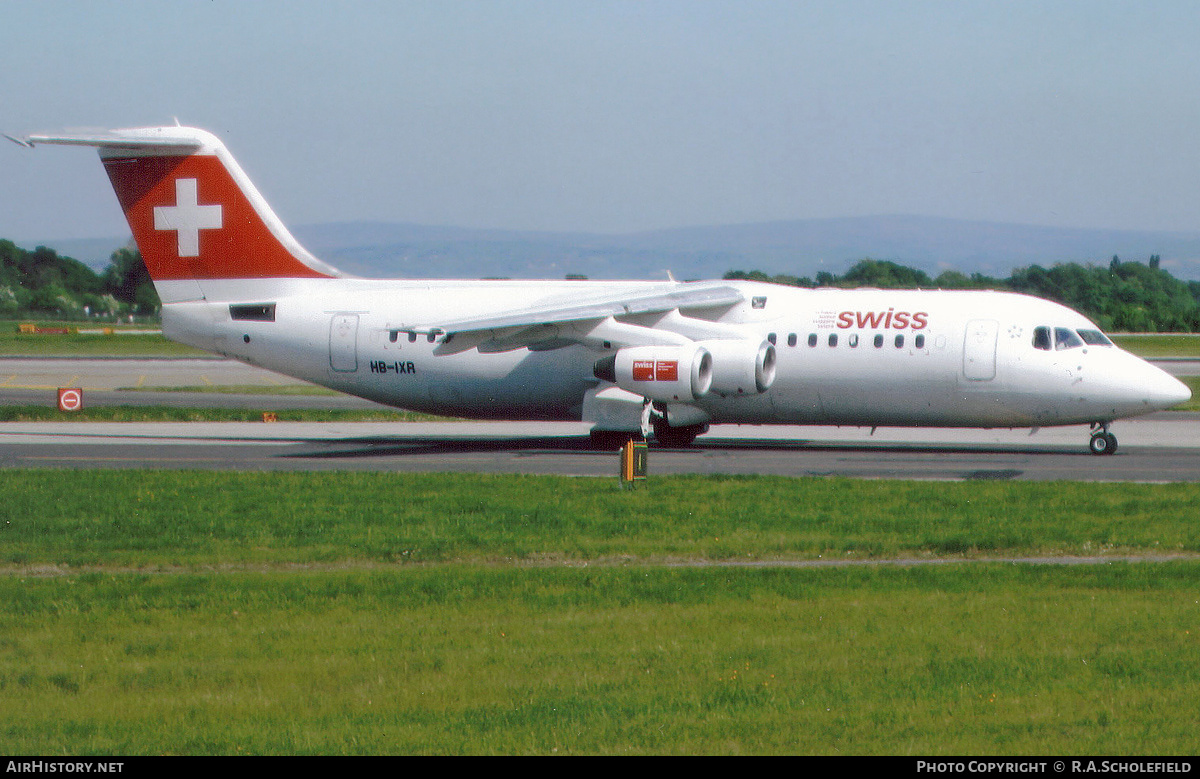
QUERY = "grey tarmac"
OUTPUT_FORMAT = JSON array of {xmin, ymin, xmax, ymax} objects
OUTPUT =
[
  {"xmin": 1, "ymin": 356, "xmax": 1198, "ymax": 481},
  {"xmin": 2, "ymin": 416, "xmax": 1200, "ymax": 481}
]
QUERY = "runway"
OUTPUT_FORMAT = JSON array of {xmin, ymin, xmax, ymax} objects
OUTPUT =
[
  {"xmin": 3, "ymin": 417, "xmax": 1200, "ymax": 481},
  {"xmin": 2, "ymin": 356, "xmax": 1199, "ymax": 481}
]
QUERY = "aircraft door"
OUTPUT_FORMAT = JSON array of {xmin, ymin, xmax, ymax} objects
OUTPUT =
[
  {"xmin": 329, "ymin": 314, "xmax": 359, "ymax": 372},
  {"xmin": 962, "ymin": 319, "xmax": 998, "ymax": 381}
]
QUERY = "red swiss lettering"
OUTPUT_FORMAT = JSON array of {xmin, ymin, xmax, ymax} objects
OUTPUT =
[
  {"xmin": 836, "ymin": 309, "xmax": 930, "ymax": 330},
  {"xmin": 632, "ymin": 360, "xmax": 655, "ymax": 381}
]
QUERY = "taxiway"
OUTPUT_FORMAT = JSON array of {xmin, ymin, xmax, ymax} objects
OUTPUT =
[
  {"xmin": 2, "ymin": 356, "xmax": 1197, "ymax": 481},
  {"xmin": 2, "ymin": 417, "xmax": 1200, "ymax": 481}
]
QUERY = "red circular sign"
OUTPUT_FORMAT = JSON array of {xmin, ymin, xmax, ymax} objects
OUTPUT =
[{"xmin": 57, "ymin": 388, "xmax": 82, "ymax": 412}]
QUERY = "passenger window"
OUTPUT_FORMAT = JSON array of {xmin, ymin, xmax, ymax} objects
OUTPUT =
[
  {"xmin": 787, "ymin": 333, "xmax": 797, "ymax": 347},
  {"xmin": 849, "ymin": 334, "xmax": 859, "ymax": 348},
  {"xmin": 1055, "ymin": 327, "xmax": 1084, "ymax": 350},
  {"xmin": 808, "ymin": 333, "xmax": 818, "ymax": 347},
  {"xmin": 768, "ymin": 333, "xmax": 777, "ymax": 345},
  {"xmin": 1032, "ymin": 326, "xmax": 1052, "ymax": 351},
  {"xmin": 915, "ymin": 334, "xmax": 925, "ymax": 349},
  {"xmin": 828, "ymin": 333, "xmax": 838, "ymax": 347},
  {"xmin": 895, "ymin": 334, "xmax": 904, "ymax": 348},
  {"xmin": 873, "ymin": 334, "xmax": 884, "ymax": 348}
]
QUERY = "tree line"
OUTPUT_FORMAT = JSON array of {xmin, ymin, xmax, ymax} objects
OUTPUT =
[
  {"xmin": 5, "ymin": 235, "xmax": 1200, "ymax": 332},
  {"xmin": 0, "ymin": 239, "xmax": 158, "ymax": 320},
  {"xmin": 726, "ymin": 256, "xmax": 1200, "ymax": 332}
]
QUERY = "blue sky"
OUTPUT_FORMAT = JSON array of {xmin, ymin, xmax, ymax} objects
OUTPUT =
[{"xmin": 3, "ymin": 0, "xmax": 1200, "ymax": 241}]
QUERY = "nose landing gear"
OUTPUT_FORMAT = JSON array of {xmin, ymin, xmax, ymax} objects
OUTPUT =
[{"xmin": 1089, "ymin": 423, "xmax": 1118, "ymax": 455}]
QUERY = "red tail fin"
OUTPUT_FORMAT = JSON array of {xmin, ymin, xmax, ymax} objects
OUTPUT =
[{"xmin": 28, "ymin": 126, "xmax": 340, "ymax": 300}]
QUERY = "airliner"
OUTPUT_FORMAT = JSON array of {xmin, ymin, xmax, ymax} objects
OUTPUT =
[{"xmin": 15, "ymin": 125, "xmax": 1191, "ymax": 454}]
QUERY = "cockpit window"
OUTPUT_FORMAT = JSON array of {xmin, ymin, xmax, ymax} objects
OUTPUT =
[
  {"xmin": 1055, "ymin": 327, "xmax": 1084, "ymax": 350},
  {"xmin": 1032, "ymin": 326, "xmax": 1052, "ymax": 351},
  {"xmin": 1077, "ymin": 329, "xmax": 1113, "ymax": 346}
]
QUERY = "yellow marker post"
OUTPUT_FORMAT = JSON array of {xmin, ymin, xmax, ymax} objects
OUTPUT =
[{"xmin": 619, "ymin": 440, "xmax": 648, "ymax": 486}]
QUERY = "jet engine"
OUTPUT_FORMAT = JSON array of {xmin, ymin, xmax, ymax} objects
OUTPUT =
[
  {"xmin": 698, "ymin": 338, "xmax": 777, "ymax": 395},
  {"xmin": 594, "ymin": 344, "xmax": 713, "ymax": 402}
]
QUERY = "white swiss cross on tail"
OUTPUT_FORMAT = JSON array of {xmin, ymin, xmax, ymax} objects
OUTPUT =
[{"xmin": 153, "ymin": 178, "xmax": 223, "ymax": 257}]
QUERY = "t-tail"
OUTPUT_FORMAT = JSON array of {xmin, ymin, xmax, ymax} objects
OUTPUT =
[{"xmin": 23, "ymin": 126, "xmax": 343, "ymax": 303}]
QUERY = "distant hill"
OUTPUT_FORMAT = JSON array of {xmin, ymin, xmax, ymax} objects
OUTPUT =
[
  {"xmin": 23, "ymin": 215, "xmax": 1200, "ymax": 281},
  {"xmin": 293, "ymin": 216, "xmax": 1200, "ymax": 282}
]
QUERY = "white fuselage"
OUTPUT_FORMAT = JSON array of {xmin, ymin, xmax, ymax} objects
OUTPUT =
[
  {"xmin": 25, "ymin": 124, "xmax": 1187, "ymax": 441},
  {"xmin": 162, "ymin": 278, "xmax": 1189, "ymax": 430}
]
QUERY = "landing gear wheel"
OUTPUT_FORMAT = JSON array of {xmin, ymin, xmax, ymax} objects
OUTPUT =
[
  {"xmin": 651, "ymin": 420, "xmax": 707, "ymax": 448},
  {"xmin": 1089, "ymin": 431, "xmax": 1118, "ymax": 456}
]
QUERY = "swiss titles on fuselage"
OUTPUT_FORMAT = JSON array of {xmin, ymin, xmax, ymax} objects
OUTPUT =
[{"xmin": 833, "ymin": 308, "xmax": 929, "ymax": 330}]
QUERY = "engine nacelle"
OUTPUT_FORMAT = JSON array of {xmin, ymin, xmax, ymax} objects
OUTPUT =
[
  {"xmin": 698, "ymin": 339, "xmax": 777, "ymax": 395},
  {"xmin": 595, "ymin": 344, "xmax": 713, "ymax": 403}
]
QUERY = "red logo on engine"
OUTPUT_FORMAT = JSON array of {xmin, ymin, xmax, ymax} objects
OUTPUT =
[{"xmin": 632, "ymin": 359, "xmax": 679, "ymax": 381}]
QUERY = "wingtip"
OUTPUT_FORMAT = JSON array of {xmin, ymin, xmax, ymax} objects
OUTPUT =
[{"xmin": 3, "ymin": 133, "xmax": 34, "ymax": 148}]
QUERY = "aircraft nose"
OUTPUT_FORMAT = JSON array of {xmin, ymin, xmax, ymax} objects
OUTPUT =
[
  {"xmin": 1134, "ymin": 361, "xmax": 1191, "ymax": 411},
  {"xmin": 1156, "ymin": 372, "xmax": 1192, "ymax": 409},
  {"xmin": 1094, "ymin": 353, "xmax": 1192, "ymax": 416}
]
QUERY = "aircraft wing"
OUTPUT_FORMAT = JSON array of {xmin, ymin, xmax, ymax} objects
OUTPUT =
[{"xmin": 404, "ymin": 281, "xmax": 748, "ymax": 354}]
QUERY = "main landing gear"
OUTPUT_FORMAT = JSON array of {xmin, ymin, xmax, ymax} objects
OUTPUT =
[
  {"xmin": 651, "ymin": 418, "xmax": 708, "ymax": 448},
  {"xmin": 1088, "ymin": 422, "xmax": 1118, "ymax": 456},
  {"xmin": 589, "ymin": 429, "xmax": 644, "ymax": 451},
  {"xmin": 591, "ymin": 421, "xmax": 708, "ymax": 450}
]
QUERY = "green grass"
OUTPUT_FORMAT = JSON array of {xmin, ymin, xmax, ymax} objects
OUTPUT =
[
  {"xmin": 1111, "ymin": 333, "xmax": 1200, "ymax": 358},
  {"xmin": 3, "ymin": 471, "xmax": 1200, "ymax": 754},
  {"xmin": 2, "ymin": 564, "xmax": 1198, "ymax": 755},
  {"xmin": 3, "ymin": 471, "xmax": 1199, "ymax": 568},
  {"xmin": 0, "ymin": 322, "xmax": 205, "ymax": 357}
]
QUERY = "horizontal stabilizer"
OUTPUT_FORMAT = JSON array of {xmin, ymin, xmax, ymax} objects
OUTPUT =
[{"xmin": 25, "ymin": 128, "xmax": 205, "ymax": 151}]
